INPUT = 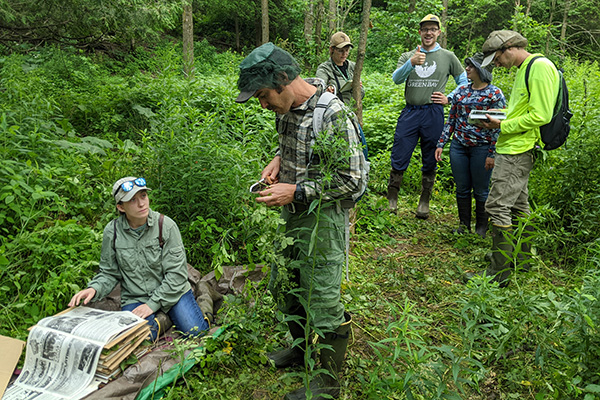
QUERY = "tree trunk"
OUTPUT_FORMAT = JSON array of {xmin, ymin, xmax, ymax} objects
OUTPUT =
[
  {"xmin": 314, "ymin": 0, "xmax": 324, "ymax": 52},
  {"xmin": 408, "ymin": 0, "xmax": 416, "ymax": 13},
  {"xmin": 440, "ymin": 0, "xmax": 448, "ymax": 48},
  {"xmin": 304, "ymin": 0, "xmax": 315, "ymax": 43},
  {"xmin": 261, "ymin": 0, "xmax": 269, "ymax": 44},
  {"xmin": 353, "ymin": 0, "xmax": 371, "ymax": 124},
  {"xmin": 328, "ymin": 0, "xmax": 337, "ymax": 34},
  {"xmin": 182, "ymin": 1, "xmax": 194, "ymax": 79},
  {"xmin": 560, "ymin": 0, "xmax": 571, "ymax": 58},
  {"xmin": 545, "ymin": 0, "xmax": 556, "ymax": 54}
]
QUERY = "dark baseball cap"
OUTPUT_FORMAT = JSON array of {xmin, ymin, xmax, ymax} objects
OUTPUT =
[{"xmin": 236, "ymin": 43, "xmax": 301, "ymax": 103}]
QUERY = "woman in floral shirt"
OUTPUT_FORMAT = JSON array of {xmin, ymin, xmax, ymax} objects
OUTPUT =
[{"xmin": 435, "ymin": 53, "xmax": 506, "ymax": 237}]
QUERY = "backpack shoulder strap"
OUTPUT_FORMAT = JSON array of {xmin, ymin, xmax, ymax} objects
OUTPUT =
[
  {"xmin": 309, "ymin": 91, "xmax": 338, "ymax": 165},
  {"xmin": 158, "ymin": 213, "xmax": 164, "ymax": 248},
  {"xmin": 313, "ymin": 91, "xmax": 337, "ymax": 135},
  {"xmin": 112, "ymin": 218, "xmax": 118, "ymax": 251},
  {"xmin": 524, "ymin": 55, "xmax": 543, "ymax": 98}
]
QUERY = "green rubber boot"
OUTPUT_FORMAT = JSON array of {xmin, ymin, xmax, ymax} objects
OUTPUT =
[
  {"xmin": 487, "ymin": 225, "xmax": 514, "ymax": 287},
  {"xmin": 284, "ymin": 312, "xmax": 352, "ymax": 400},
  {"xmin": 518, "ymin": 224, "xmax": 535, "ymax": 272}
]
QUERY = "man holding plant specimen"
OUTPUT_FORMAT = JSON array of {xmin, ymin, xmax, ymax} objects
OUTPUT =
[{"xmin": 236, "ymin": 42, "xmax": 368, "ymax": 400}]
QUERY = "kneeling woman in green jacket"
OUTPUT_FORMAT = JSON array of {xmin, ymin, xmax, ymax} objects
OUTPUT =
[{"xmin": 68, "ymin": 177, "xmax": 209, "ymax": 340}]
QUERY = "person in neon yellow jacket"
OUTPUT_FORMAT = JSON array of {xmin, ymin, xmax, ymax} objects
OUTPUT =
[{"xmin": 469, "ymin": 30, "xmax": 560, "ymax": 286}]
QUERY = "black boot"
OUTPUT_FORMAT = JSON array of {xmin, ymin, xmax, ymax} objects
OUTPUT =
[
  {"xmin": 285, "ymin": 312, "xmax": 352, "ymax": 400},
  {"xmin": 487, "ymin": 225, "xmax": 514, "ymax": 287},
  {"xmin": 268, "ymin": 317, "xmax": 308, "ymax": 368},
  {"xmin": 386, "ymin": 169, "xmax": 404, "ymax": 211},
  {"xmin": 474, "ymin": 200, "xmax": 488, "ymax": 238},
  {"xmin": 416, "ymin": 171, "xmax": 436, "ymax": 219},
  {"xmin": 454, "ymin": 197, "xmax": 472, "ymax": 234}
]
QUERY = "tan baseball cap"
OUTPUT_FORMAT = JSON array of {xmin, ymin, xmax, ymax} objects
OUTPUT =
[
  {"xmin": 419, "ymin": 14, "xmax": 440, "ymax": 27},
  {"xmin": 481, "ymin": 30, "xmax": 528, "ymax": 67},
  {"xmin": 330, "ymin": 32, "xmax": 353, "ymax": 48}
]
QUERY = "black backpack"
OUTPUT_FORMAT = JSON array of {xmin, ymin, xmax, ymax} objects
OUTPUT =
[{"xmin": 525, "ymin": 56, "xmax": 573, "ymax": 150}]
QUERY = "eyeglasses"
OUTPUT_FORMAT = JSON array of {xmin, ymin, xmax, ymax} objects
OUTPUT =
[
  {"xmin": 420, "ymin": 28, "xmax": 439, "ymax": 33},
  {"xmin": 119, "ymin": 177, "xmax": 146, "ymax": 194}
]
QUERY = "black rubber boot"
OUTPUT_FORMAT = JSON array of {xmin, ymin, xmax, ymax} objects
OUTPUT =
[
  {"xmin": 474, "ymin": 200, "xmax": 489, "ymax": 238},
  {"xmin": 454, "ymin": 197, "xmax": 472, "ymax": 234},
  {"xmin": 268, "ymin": 317, "xmax": 307, "ymax": 368},
  {"xmin": 284, "ymin": 312, "xmax": 352, "ymax": 400},
  {"xmin": 416, "ymin": 171, "xmax": 436, "ymax": 219},
  {"xmin": 487, "ymin": 225, "xmax": 514, "ymax": 287},
  {"xmin": 386, "ymin": 169, "xmax": 404, "ymax": 211}
]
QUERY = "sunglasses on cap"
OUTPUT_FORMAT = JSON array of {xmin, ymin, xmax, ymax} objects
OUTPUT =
[{"xmin": 118, "ymin": 177, "xmax": 147, "ymax": 194}]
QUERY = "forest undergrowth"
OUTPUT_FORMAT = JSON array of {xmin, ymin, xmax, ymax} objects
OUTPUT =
[
  {"xmin": 1, "ymin": 41, "xmax": 599, "ymax": 399},
  {"xmin": 154, "ymin": 189, "xmax": 600, "ymax": 400}
]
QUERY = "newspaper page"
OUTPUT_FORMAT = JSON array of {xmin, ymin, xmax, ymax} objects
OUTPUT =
[{"xmin": 3, "ymin": 307, "xmax": 146, "ymax": 400}]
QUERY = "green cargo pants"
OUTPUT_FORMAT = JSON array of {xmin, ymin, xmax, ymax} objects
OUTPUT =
[{"xmin": 269, "ymin": 204, "xmax": 346, "ymax": 331}]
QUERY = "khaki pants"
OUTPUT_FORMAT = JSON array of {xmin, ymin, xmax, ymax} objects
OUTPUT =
[
  {"xmin": 269, "ymin": 204, "xmax": 346, "ymax": 331},
  {"xmin": 485, "ymin": 151, "xmax": 534, "ymax": 227}
]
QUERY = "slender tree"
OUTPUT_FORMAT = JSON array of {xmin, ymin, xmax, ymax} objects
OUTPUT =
[
  {"xmin": 440, "ymin": 0, "xmax": 448, "ymax": 48},
  {"xmin": 560, "ymin": 0, "xmax": 571, "ymax": 57},
  {"xmin": 304, "ymin": 0, "xmax": 315, "ymax": 42},
  {"xmin": 182, "ymin": 0, "xmax": 194, "ymax": 79},
  {"xmin": 261, "ymin": 0, "xmax": 269, "ymax": 43},
  {"xmin": 314, "ymin": 0, "xmax": 324, "ymax": 51},
  {"xmin": 545, "ymin": 0, "xmax": 556, "ymax": 55},
  {"xmin": 352, "ymin": 0, "xmax": 371, "ymax": 124},
  {"xmin": 328, "ymin": 0, "xmax": 337, "ymax": 34}
]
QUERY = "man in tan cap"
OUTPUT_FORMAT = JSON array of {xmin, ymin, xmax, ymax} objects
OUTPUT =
[
  {"xmin": 471, "ymin": 30, "xmax": 561, "ymax": 286},
  {"xmin": 316, "ymin": 31, "xmax": 365, "ymax": 105},
  {"xmin": 387, "ymin": 14, "xmax": 467, "ymax": 218}
]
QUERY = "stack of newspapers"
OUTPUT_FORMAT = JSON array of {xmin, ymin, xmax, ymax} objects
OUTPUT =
[
  {"xmin": 96, "ymin": 316, "xmax": 150, "ymax": 380},
  {"xmin": 3, "ymin": 307, "xmax": 151, "ymax": 400}
]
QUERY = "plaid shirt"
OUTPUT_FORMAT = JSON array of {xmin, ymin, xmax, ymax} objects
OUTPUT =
[{"xmin": 275, "ymin": 78, "xmax": 366, "ymax": 203}]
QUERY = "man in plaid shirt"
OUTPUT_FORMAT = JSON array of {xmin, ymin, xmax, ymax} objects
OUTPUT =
[{"xmin": 236, "ymin": 42, "xmax": 367, "ymax": 400}]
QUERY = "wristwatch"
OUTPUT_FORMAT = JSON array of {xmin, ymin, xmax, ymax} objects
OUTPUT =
[{"xmin": 294, "ymin": 184, "xmax": 306, "ymax": 203}]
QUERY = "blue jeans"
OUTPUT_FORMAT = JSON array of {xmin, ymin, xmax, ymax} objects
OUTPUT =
[
  {"xmin": 449, "ymin": 139, "xmax": 493, "ymax": 202},
  {"xmin": 122, "ymin": 289, "xmax": 208, "ymax": 341},
  {"xmin": 391, "ymin": 104, "xmax": 444, "ymax": 173}
]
